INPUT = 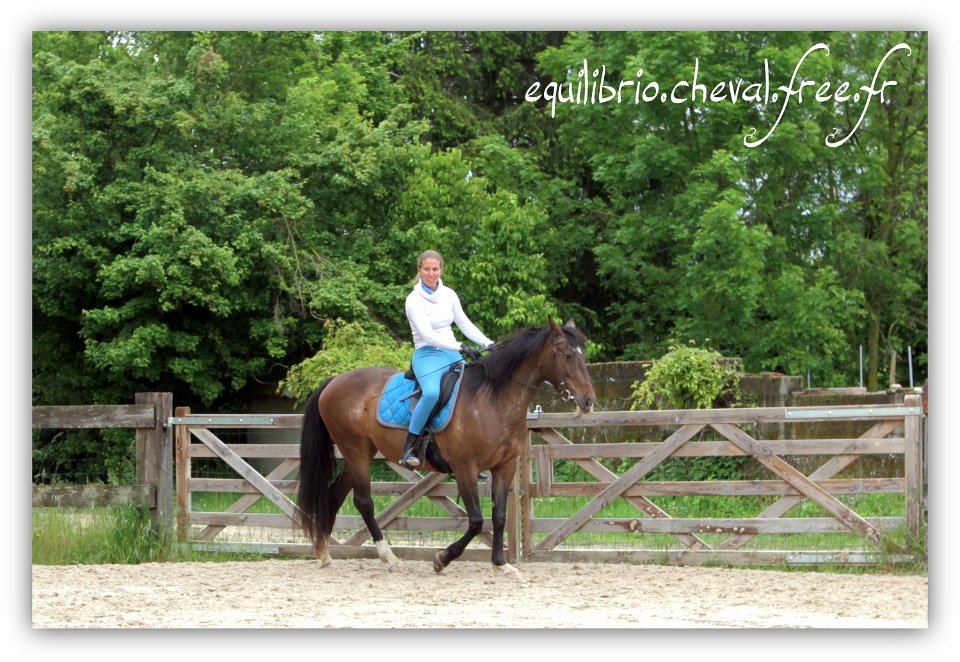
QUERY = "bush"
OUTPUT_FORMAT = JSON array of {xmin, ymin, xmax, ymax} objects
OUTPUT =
[
  {"xmin": 630, "ymin": 340, "xmax": 746, "ymax": 481},
  {"xmin": 280, "ymin": 318, "xmax": 413, "ymax": 404},
  {"xmin": 630, "ymin": 340, "xmax": 742, "ymax": 411}
]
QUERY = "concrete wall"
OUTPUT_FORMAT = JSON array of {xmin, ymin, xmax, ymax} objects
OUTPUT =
[{"xmin": 521, "ymin": 362, "xmax": 922, "ymax": 480}]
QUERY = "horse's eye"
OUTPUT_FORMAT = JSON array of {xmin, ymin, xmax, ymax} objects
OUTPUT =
[{"xmin": 565, "ymin": 353, "xmax": 574, "ymax": 361}]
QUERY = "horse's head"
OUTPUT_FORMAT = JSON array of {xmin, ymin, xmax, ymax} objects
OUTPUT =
[{"xmin": 543, "ymin": 317, "xmax": 597, "ymax": 415}]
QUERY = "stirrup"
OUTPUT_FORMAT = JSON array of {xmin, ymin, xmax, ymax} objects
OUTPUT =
[
  {"xmin": 400, "ymin": 432, "xmax": 423, "ymax": 468},
  {"xmin": 415, "ymin": 435, "xmax": 429, "ymax": 467}
]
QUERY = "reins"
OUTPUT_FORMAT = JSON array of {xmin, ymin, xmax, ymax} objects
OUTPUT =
[
  {"xmin": 512, "ymin": 377, "xmax": 575, "ymax": 401},
  {"xmin": 358, "ymin": 331, "xmax": 576, "ymax": 407},
  {"xmin": 361, "ymin": 343, "xmax": 499, "ymax": 407},
  {"xmin": 471, "ymin": 340, "xmax": 571, "ymax": 400}
]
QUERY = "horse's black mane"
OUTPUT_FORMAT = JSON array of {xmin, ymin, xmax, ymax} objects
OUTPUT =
[{"xmin": 463, "ymin": 324, "xmax": 587, "ymax": 396}]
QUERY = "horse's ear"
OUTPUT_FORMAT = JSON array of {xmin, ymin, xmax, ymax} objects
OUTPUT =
[
  {"xmin": 548, "ymin": 316, "xmax": 562, "ymax": 334},
  {"xmin": 564, "ymin": 318, "xmax": 577, "ymax": 330}
]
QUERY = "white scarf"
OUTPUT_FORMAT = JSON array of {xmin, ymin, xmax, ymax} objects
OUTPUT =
[{"xmin": 415, "ymin": 278, "xmax": 443, "ymax": 302}]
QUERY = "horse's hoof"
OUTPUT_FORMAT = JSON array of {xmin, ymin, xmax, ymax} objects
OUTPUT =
[
  {"xmin": 376, "ymin": 540, "xmax": 402, "ymax": 569},
  {"xmin": 381, "ymin": 555, "xmax": 403, "ymax": 572},
  {"xmin": 495, "ymin": 563, "xmax": 521, "ymax": 580},
  {"xmin": 383, "ymin": 556, "xmax": 403, "ymax": 571},
  {"xmin": 433, "ymin": 552, "xmax": 447, "ymax": 574}
]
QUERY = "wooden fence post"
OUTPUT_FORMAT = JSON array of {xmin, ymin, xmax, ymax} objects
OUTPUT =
[
  {"xmin": 135, "ymin": 392, "xmax": 173, "ymax": 543},
  {"xmin": 520, "ymin": 432, "xmax": 532, "ymax": 560},
  {"xmin": 507, "ymin": 464, "xmax": 519, "ymax": 565},
  {"xmin": 175, "ymin": 406, "xmax": 192, "ymax": 542},
  {"xmin": 903, "ymin": 393, "xmax": 924, "ymax": 539}
]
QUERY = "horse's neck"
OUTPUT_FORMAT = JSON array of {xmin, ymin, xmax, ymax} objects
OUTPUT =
[{"xmin": 497, "ymin": 354, "xmax": 547, "ymax": 417}]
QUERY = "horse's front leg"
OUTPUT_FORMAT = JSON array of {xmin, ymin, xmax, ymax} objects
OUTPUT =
[
  {"xmin": 490, "ymin": 459, "xmax": 521, "ymax": 579},
  {"xmin": 433, "ymin": 471, "xmax": 483, "ymax": 573}
]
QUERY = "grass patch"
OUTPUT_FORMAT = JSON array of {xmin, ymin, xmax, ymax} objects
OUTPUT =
[
  {"xmin": 32, "ymin": 506, "xmax": 273, "ymax": 565},
  {"xmin": 33, "ymin": 506, "xmax": 167, "ymax": 565},
  {"xmin": 36, "ymin": 475, "xmax": 924, "ymax": 573}
]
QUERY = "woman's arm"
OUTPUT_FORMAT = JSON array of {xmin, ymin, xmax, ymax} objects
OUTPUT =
[{"xmin": 451, "ymin": 292, "xmax": 494, "ymax": 348}]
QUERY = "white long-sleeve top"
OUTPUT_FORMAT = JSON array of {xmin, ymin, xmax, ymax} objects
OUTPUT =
[{"xmin": 405, "ymin": 279, "xmax": 494, "ymax": 351}]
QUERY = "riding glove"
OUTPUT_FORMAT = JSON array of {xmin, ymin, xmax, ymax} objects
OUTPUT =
[{"xmin": 459, "ymin": 343, "xmax": 483, "ymax": 361}]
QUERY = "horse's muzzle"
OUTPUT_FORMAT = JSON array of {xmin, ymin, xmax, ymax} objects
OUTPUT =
[{"xmin": 575, "ymin": 395, "xmax": 596, "ymax": 415}]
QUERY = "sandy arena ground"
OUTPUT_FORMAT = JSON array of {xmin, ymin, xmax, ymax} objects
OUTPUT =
[{"xmin": 32, "ymin": 558, "xmax": 927, "ymax": 628}]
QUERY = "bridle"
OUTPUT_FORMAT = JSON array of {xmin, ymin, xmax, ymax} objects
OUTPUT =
[{"xmin": 511, "ymin": 336, "xmax": 580, "ymax": 401}]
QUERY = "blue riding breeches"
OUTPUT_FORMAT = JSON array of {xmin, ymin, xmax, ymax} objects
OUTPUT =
[{"xmin": 408, "ymin": 346, "xmax": 462, "ymax": 436}]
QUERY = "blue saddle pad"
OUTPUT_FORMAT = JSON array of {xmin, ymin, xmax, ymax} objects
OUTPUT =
[{"xmin": 376, "ymin": 371, "xmax": 463, "ymax": 433}]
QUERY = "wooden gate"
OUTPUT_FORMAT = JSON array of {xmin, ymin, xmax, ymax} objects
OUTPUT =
[
  {"xmin": 174, "ymin": 396, "xmax": 923, "ymax": 566},
  {"xmin": 521, "ymin": 395, "xmax": 924, "ymax": 565},
  {"xmin": 173, "ymin": 407, "xmax": 519, "ymax": 562},
  {"xmin": 33, "ymin": 392, "xmax": 173, "ymax": 541}
]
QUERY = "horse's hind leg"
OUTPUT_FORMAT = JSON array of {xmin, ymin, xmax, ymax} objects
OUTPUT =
[
  {"xmin": 344, "ymin": 455, "xmax": 402, "ymax": 569},
  {"xmin": 314, "ymin": 471, "xmax": 353, "ymax": 567}
]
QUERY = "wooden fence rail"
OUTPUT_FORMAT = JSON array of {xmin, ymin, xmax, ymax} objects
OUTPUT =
[
  {"xmin": 32, "ymin": 392, "xmax": 173, "ymax": 541},
  {"xmin": 174, "ymin": 407, "xmax": 516, "ymax": 562},
  {"xmin": 34, "ymin": 392, "xmax": 925, "ymax": 566},
  {"xmin": 171, "ymin": 396, "xmax": 924, "ymax": 567},
  {"xmin": 520, "ymin": 395, "xmax": 924, "ymax": 565}
]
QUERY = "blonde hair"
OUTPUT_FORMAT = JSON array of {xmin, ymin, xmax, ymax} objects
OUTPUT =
[
  {"xmin": 418, "ymin": 249, "xmax": 444, "ymax": 270},
  {"xmin": 412, "ymin": 250, "xmax": 444, "ymax": 285}
]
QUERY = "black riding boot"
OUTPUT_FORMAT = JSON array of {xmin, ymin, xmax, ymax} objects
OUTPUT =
[{"xmin": 400, "ymin": 431, "xmax": 423, "ymax": 468}]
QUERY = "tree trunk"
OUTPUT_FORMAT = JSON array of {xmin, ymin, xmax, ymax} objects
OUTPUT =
[
  {"xmin": 889, "ymin": 348, "xmax": 898, "ymax": 388},
  {"xmin": 867, "ymin": 315, "xmax": 880, "ymax": 392}
]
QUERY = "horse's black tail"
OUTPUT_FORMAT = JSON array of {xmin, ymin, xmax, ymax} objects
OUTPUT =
[{"xmin": 295, "ymin": 377, "xmax": 337, "ymax": 551}]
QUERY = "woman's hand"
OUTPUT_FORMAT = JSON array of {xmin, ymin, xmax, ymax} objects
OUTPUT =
[{"xmin": 459, "ymin": 344, "xmax": 482, "ymax": 361}]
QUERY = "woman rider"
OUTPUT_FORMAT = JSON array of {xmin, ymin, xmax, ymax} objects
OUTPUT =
[{"xmin": 400, "ymin": 249, "xmax": 494, "ymax": 468}]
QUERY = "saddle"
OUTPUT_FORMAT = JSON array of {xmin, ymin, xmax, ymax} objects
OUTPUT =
[
  {"xmin": 401, "ymin": 362, "xmax": 462, "ymax": 420},
  {"xmin": 376, "ymin": 362, "xmax": 465, "ymax": 473}
]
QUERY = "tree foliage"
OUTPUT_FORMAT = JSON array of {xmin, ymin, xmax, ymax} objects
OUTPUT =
[
  {"xmin": 280, "ymin": 319, "xmax": 413, "ymax": 404},
  {"xmin": 33, "ymin": 30, "xmax": 927, "ymax": 417},
  {"xmin": 630, "ymin": 341, "xmax": 743, "ymax": 411}
]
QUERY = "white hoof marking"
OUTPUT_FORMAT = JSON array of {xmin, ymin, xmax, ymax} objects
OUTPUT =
[
  {"xmin": 495, "ymin": 563, "xmax": 521, "ymax": 580},
  {"xmin": 377, "ymin": 540, "xmax": 402, "ymax": 568}
]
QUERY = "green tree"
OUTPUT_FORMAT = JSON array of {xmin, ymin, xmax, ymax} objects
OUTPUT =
[
  {"xmin": 280, "ymin": 319, "xmax": 413, "ymax": 404},
  {"xmin": 819, "ymin": 32, "xmax": 928, "ymax": 389},
  {"xmin": 530, "ymin": 31, "xmax": 925, "ymax": 386},
  {"xmin": 32, "ymin": 29, "xmax": 928, "ymax": 449},
  {"xmin": 32, "ymin": 30, "xmax": 572, "ymax": 415}
]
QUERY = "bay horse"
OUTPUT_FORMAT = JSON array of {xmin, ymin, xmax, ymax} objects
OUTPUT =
[{"xmin": 295, "ymin": 317, "xmax": 596, "ymax": 579}]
